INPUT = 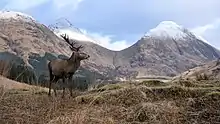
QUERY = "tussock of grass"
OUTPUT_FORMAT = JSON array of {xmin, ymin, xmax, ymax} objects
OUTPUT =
[
  {"xmin": 76, "ymin": 84, "xmax": 219, "ymax": 108},
  {"xmin": 126, "ymin": 101, "xmax": 183, "ymax": 123}
]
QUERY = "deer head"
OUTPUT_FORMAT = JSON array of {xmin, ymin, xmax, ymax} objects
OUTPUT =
[
  {"xmin": 69, "ymin": 51, "xmax": 90, "ymax": 62},
  {"xmin": 60, "ymin": 33, "xmax": 90, "ymax": 61}
]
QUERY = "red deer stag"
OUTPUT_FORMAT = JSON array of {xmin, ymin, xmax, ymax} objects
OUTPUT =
[{"xmin": 48, "ymin": 34, "xmax": 90, "ymax": 97}]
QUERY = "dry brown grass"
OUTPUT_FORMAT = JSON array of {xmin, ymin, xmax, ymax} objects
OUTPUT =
[
  {"xmin": 0, "ymin": 76, "xmax": 31, "ymax": 90},
  {"xmin": 0, "ymin": 79, "xmax": 220, "ymax": 124}
]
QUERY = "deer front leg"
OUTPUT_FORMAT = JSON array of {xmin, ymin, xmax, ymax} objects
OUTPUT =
[
  {"xmin": 49, "ymin": 82, "xmax": 57, "ymax": 97},
  {"xmin": 53, "ymin": 83, "xmax": 57, "ymax": 97},
  {"xmin": 62, "ymin": 78, "xmax": 66, "ymax": 98},
  {"xmin": 68, "ymin": 76, "xmax": 73, "ymax": 97}
]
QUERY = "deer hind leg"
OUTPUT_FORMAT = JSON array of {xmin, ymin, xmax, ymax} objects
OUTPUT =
[
  {"xmin": 48, "ymin": 75, "xmax": 55, "ymax": 96},
  {"xmin": 53, "ymin": 84, "xmax": 57, "ymax": 97},
  {"xmin": 49, "ymin": 76, "xmax": 59, "ymax": 97},
  {"xmin": 48, "ymin": 81, "xmax": 52, "ymax": 96},
  {"xmin": 53, "ymin": 77, "xmax": 59, "ymax": 97}
]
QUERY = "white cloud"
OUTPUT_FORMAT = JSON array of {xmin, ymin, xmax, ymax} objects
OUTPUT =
[
  {"xmin": 149, "ymin": 0, "xmax": 220, "ymax": 25},
  {"xmin": 3, "ymin": 0, "xmax": 49, "ymax": 11},
  {"xmin": 190, "ymin": 19, "xmax": 220, "ymax": 49},
  {"xmin": 2, "ymin": 0, "xmax": 83, "ymax": 11},
  {"xmin": 55, "ymin": 28, "xmax": 131, "ymax": 51},
  {"xmin": 191, "ymin": 19, "xmax": 220, "ymax": 35},
  {"xmin": 86, "ymin": 32, "xmax": 131, "ymax": 51}
]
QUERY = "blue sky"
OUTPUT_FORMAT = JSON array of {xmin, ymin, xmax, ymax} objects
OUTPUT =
[{"xmin": 0, "ymin": 0, "xmax": 220, "ymax": 51}]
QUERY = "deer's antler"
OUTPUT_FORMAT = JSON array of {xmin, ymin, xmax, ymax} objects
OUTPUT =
[{"xmin": 60, "ymin": 34, "xmax": 83, "ymax": 51}]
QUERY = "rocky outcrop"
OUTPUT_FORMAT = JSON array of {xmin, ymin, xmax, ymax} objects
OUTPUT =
[{"xmin": 173, "ymin": 59, "xmax": 220, "ymax": 80}]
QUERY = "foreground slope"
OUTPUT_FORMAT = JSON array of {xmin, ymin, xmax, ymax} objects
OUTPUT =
[{"xmin": 0, "ymin": 79, "xmax": 220, "ymax": 124}]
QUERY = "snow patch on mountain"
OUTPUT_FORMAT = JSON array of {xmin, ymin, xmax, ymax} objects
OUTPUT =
[
  {"xmin": 0, "ymin": 11, "xmax": 35, "ymax": 22},
  {"xmin": 144, "ymin": 21, "xmax": 187, "ymax": 39}
]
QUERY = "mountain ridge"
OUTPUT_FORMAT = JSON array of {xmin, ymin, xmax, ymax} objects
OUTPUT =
[{"xmin": 0, "ymin": 11, "xmax": 220, "ymax": 83}]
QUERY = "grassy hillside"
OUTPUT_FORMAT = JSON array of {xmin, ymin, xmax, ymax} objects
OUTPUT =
[{"xmin": 0, "ymin": 79, "xmax": 220, "ymax": 124}]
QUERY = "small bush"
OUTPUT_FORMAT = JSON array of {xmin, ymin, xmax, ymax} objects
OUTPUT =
[
  {"xmin": 195, "ymin": 73, "xmax": 210, "ymax": 81},
  {"xmin": 141, "ymin": 80, "xmax": 166, "ymax": 87}
]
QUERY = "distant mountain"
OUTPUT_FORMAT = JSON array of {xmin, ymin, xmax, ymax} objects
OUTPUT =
[
  {"xmin": 114, "ymin": 21, "xmax": 220, "ymax": 77},
  {"xmin": 0, "ymin": 11, "xmax": 220, "ymax": 85}
]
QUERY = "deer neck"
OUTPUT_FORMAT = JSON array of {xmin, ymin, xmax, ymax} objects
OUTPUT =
[{"xmin": 67, "ymin": 59, "xmax": 81, "ymax": 66}]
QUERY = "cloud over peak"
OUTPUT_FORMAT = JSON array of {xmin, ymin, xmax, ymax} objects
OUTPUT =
[
  {"xmin": 191, "ymin": 19, "xmax": 220, "ymax": 49},
  {"xmin": 3, "ymin": 0, "xmax": 49, "ymax": 11}
]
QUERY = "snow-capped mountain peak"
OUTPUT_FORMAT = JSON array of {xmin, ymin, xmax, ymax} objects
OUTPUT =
[
  {"xmin": 0, "ymin": 11, "xmax": 35, "ymax": 22},
  {"xmin": 49, "ymin": 18, "xmax": 99, "ymax": 43},
  {"xmin": 144, "ymin": 21, "xmax": 187, "ymax": 39}
]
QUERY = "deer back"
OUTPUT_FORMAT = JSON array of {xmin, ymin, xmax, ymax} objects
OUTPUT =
[{"xmin": 49, "ymin": 59, "xmax": 69, "ymax": 75}]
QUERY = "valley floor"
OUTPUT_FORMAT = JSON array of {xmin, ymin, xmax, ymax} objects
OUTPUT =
[{"xmin": 0, "ymin": 79, "xmax": 220, "ymax": 124}]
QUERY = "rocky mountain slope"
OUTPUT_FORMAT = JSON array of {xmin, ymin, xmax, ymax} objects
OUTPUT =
[
  {"xmin": 0, "ymin": 11, "xmax": 116, "ymax": 84},
  {"xmin": 0, "ymin": 11, "xmax": 220, "ymax": 85}
]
